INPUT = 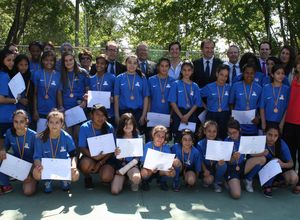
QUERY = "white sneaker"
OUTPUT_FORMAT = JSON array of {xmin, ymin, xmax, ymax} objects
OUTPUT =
[
  {"xmin": 214, "ymin": 183, "xmax": 222, "ymax": 193},
  {"xmin": 244, "ymin": 179, "xmax": 254, "ymax": 192}
]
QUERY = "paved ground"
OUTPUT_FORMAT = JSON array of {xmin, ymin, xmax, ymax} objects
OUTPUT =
[{"xmin": 1, "ymin": 176, "xmax": 300, "ymax": 220}]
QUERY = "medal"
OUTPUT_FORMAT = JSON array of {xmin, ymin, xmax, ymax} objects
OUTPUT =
[
  {"xmin": 217, "ymin": 83, "xmax": 225, "ymax": 113},
  {"xmin": 218, "ymin": 107, "xmax": 222, "ymax": 112},
  {"xmin": 69, "ymin": 93, "xmax": 74, "ymax": 98},
  {"xmin": 158, "ymin": 75, "xmax": 169, "ymax": 105},
  {"xmin": 126, "ymin": 73, "xmax": 136, "ymax": 101},
  {"xmin": 44, "ymin": 70, "xmax": 54, "ymax": 100},
  {"xmin": 44, "ymin": 94, "xmax": 49, "ymax": 99},
  {"xmin": 236, "ymin": 165, "xmax": 240, "ymax": 171},
  {"xmin": 130, "ymin": 95, "xmax": 135, "ymax": 100},
  {"xmin": 272, "ymin": 84, "xmax": 282, "ymax": 115},
  {"xmin": 274, "ymin": 108, "xmax": 279, "ymax": 113},
  {"xmin": 183, "ymin": 81, "xmax": 192, "ymax": 109},
  {"xmin": 161, "ymin": 98, "xmax": 165, "ymax": 103},
  {"xmin": 243, "ymin": 82, "xmax": 253, "ymax": 111}
]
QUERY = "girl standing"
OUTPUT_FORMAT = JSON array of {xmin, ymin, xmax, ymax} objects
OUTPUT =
[
  {"xmin": 200, "ymin": 64, "xmax": 231, "ymax": 139},
  {"xmin": 168, "ymin": 60, "xmax": 202, "ymax": 141}
]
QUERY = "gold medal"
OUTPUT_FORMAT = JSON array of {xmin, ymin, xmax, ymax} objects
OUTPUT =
[
  {"xmin": 218, "ymin": 107, "xmax": 222, "ymax": 112},
  {"xmin": 44, "ymin": 94, "xmax": 49, "ymax": 99},
  {"xmin": 70, "ymin": 93, "xmax": 74, "ymax": 98},
  {"xmin": 130, "ymin": 95, "xmax": 135, "ymax": 100},
  {"xmin": 236, "ymin": 165, "xmax": 240, "ymax": 171},
  {"xmin": 274, "ymin": 108, "xmax": 279, "ymax": 113},
  {"xmin": 161, "ymin": 98, "xmax": 165, "ymax": 103}
]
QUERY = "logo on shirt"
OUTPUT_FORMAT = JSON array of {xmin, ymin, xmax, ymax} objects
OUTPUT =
[
  {"xmin": 255, "ymin": 78, "xmax": 259, "ymax": 82},
  {"xmin": 51, "ymin": 81, "xmax": 56, "ymax": 86},
  {"xmin": 152, "ymin": 85, "xmax": 157, "ymax": 88},
  {"xmin": 212, "ymin": 93, "xmax": 217, "ymax": 96},
  {"xmin": 121, "ymin": 83, "xmax": 125, "ymax": 86},
  {"xmin": 135, "ymin": 82, "xmax": 140, "ymax": 87},
  {"xmin": 225, "ymin": 91, "xmax": 229, "ymax": 96},
  {"xmin": 178, "ymin": 90, "xmax": 183, "ymax": 93},
  {"xmin": 252, "ymin": 92, "xmax": 257, "ymax": 96},
  {"xmin": 24, "ymin": 143, "xmax": 29, "ymax": 149},
  {"xmin": 279, "ymin": 95, "xmax": 284, "ymax": 100},
  {"xmin": 166, "ymin": 84, "xmax": 171, "ymax": 88},
  {"xmin": 103, "ymin": 81, "xmax": 108, "ymax": 86},
  {"xmin": 60, "ymin": 146, "xmax": 66, "ymax": 152},
  {"xmin": 40, "ymin": 79, "xmax": 44, "ymax": 82}
]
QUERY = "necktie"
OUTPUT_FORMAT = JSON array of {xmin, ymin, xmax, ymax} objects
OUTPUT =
[
  {"xmin": 205, "ymin": 60, "xmax": 210, "ymax": 77},
  {"xmin": 141, "ymin": 62, "xmax": 146, "ymax": 74},
  {"xmin": 110, "ymin": 62, "xmax": 115, "ymax": 75},
  {"xmin": 232, "ymin": 64, "xmax": 237, "ymax": 83},
  {"xmin": 262, "ymin": 62, "xmax": 266, "ymax": 74}
]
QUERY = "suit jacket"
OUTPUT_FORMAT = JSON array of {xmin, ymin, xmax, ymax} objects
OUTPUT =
[
  {"xmin": 89, "ymin": 60, "xmax": 126, "ymax": 76},
  {"xmin": 140, "ymin": 60, "xmax": 157, "ymax": 78},
  {"xmin": 193, "ymin": 57, "xmax": 223, "ymax": 88}
]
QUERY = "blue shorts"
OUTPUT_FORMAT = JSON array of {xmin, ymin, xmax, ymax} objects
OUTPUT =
[{"xmin": 226, "ymin": 164, "xmax": 244, "ymax": 180}]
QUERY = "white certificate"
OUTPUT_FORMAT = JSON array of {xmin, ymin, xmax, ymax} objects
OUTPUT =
[
  {"xmin": 147, "ymin": 112, "xmax": 171, "ymax": 127},
  {"xmin": 238, "ymin": 136, "xmax": 266, "ymax": 154},
  {"xmin": 87, "ymin": 133, "xmax": 116, "ymax": 156},
  {"xmin": 259, "ymin": 159, "xmax": 282, "ymax": 186},
  {"xmin": 8, "ymin": 72, "xmax": 26, "ymax": 99},
  {"xmin": 87, "ymin": 90, "xmax": 111, "ymax": 109},
  {"xmin": 41, "ymin": 158, "xmax": 71, "ymax": 181},
  {"xmin": 178, "ymin": 122, "xmax": 196, "ymax": 132},
  {"xmin": 0, "ymin": 154, "xmax": 32, "ymax": 181},
  {"xmin": 116, "ymin": 138, "xmax": 143, "ymax": 159},
  {"xmin": 65, "ymin": 106, "xmax": 87, "ymax": 127},
  {"xmin": 37, "ymin": 118, "xmax": 47, "ymax": 133},
  {"xmin": 205, "ymin": 140, "xmax": 234, "ymax": 161},
  {"xmin": 143, "ymin": 148, "xmax": 175, "ymax": 171},
  {"xmin": 198, "ymin": 110, "xmax": 207, "ymax": 123},
  {"xmin": 232, "ymin": 109, "xmax": 256, "ymax": 125}
]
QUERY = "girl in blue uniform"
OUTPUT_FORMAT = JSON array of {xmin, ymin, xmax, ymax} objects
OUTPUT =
[
  {"xmin": 200, "ymin": 64, "xmax": 231, "ymax": 139},
  {"xmin": 28, "ymin": 41, "xmax": 42, "ymax": 75},
  {"xmin": 32, "ymin": 109, "xmax": 79, "ymax": 193},
  {"xmin": 0, "ymin": 49, "xmax": 16, "ymax": 147},
  {"xmin": 147, "ymin": 58, "xmax": 175, "ymax": 141},
  {"xmin": 140, "ymin": 125, "xmax": 180, "ymax": 191},
  {"xmin": 260, "ymin": 64, "xmax": 289, "ymax": 132},
  {"xmin": 33, "ymin": 51, "xmax": 63, "ymax": 123},
  {"xmin": 262, "ymin": 124, "xmax": 298, "ymax": 198},
  {"xmin": 224, "ymin": 119, "xmax": 245, "ymax": 199},
  {"xmin": 111, "ymin": 113, "xmax": 141, "ymax": 194},
  {"xmin": 196, "ymin": 120, "xmax": 227, "ymax": 192},
  {"xmin": 229, "ymin": 63, "xmax": 262, "ymax": 135},
  {"xmin": 61, "ymin": 52, "xmax": 89, "ymax": 144},
  {"xmin": 172, "ymin": 129, "xmax": 201, "ymax": 191},
  {"xmin": 168, "ymin": 60, "xmax": 202, "ymax": 141},
  {"xmin": 89, "ymin": 54, "xmax": 115, "ymax": 125},
  {"xmin": 13, "ymin": 54, "xmax": 34, "ymax": 122},
  {"xmin": 114, "ymin": 55, "xmax": 149, "ymax": 132},
  {"xmin": 0, "ymin": 110, "xmax": 36, "ymax": 195},
  {"xmin": 78, "ymin": 104, "xmax": 115, "ymax": 189}
]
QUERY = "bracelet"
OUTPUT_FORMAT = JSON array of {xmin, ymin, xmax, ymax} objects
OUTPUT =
[{"xmin": 14, "ymin": 98, "xmax": 18, "ymax": 104}]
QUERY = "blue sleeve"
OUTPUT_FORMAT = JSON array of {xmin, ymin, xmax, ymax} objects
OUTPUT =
[
  {"xmin": 4, "ymin": 130, "xmax": 11, "ymax": 151},
  {"xmin": 200, "ymin": 85, "xmax": 209, "ymax": 98},
  {"xmin": 66, "ymin": 133, "xmax": 76, "ymax": 153},
  {"xmin": 168, "ymin": 81, "xmax": 177, "ymax": 103},
  {"xmin": 259, "ymin": 87, "xmax": 266, "ymax": 109},
  {"xmin": 229, "ymin": 84, "xmax": 236, "ymax": 105},
  {"xmin": 110, "ymin": 75, "xmax": 116, "ymax": 96},
  {"xmin": 140, "ymin": 142, "xmax": 150, "ymax": 162},
  {"xmin": 194, "ymin": 149, "xmax": 202, "ymax": 173},
  {"xmin": 33, "ymin": 138, "xmax": 43, "ymax": 161},
  {"xmin": 0, "ymin": 74, "xmax": 9, "ymax": 96},
  {"xmin": 114, "ymin": 76, "xmax": 120, "ymax": 96},
  {"xmin": 281, "ymin": 139, "xmax": 292, "ymax": 162},
  {"xmin": 196, "ymin": 141, "xmax": 205, "ymax": 162},
  {"xmin": 78, "ymin": 124, "xmax": 88, "ymax": 148},
  {"xmin": 194, "ymin": 85, "xmax": 202, "ymax": 107},
  {"xmin": 33, "ymin": 71, "xmax": 39, "ymax": 87},
  {"xmin": 171, "ymin": 143, "xmax": 179, "ymax": 156}
]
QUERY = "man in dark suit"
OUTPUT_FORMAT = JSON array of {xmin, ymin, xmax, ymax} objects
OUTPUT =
[
  {"xmin": 258, "ymin": 41, "xmax": 272, "ymax": 75},
  {"xmin": 193, "ymin": 39, "xmax": 223, "ymax": 88},
  {"xmin": 136, "ymin": 42, "xmax": 156, "ymax": 78},
  {"xmin": 105, "ymin": 41, "xmax": 126, "ymax": 75}
]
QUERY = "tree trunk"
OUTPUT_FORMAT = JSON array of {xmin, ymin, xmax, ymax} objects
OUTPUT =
[
  {"xmin": 277, "ymin": 3, "xmax": 287, "ymax": 45},
  {"xmin": 5, "ymin": 0, "xmax": 22, "ymax": 45},
  {"xmin": 75, "ymin": 0, "xmax": 80, "ymax": 47},
  {"xmin": 16, "ymin": 0, "xmax": 34, "ymax": 44}
]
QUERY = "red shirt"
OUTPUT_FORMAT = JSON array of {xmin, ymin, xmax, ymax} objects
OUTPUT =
[{"xmin": 285, "ymin": 77, "xmax": 300, "ymax": 125}]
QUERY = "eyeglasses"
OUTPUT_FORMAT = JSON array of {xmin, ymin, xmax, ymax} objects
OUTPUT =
[{"xmin": 81, "ymin": 57, "xmax": 91, "ymax": 61}]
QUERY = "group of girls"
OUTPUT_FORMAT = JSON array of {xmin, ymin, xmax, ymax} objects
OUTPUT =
[{"xmin": 0, "ymin": 45, "xmax": 299, "ymax": 199}]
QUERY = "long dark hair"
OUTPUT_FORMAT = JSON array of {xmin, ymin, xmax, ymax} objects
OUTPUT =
[
  {"xmin": 239, "ymin": 52, "xmax": 259, "ymax": 72},
  {"xmin": 265, "ymin": 124, "xmax": 281, "ymax": 159},
  {"xmin": 61, "ymin": 52, "xmax": 82, "ymax": 88},
  {"xmin": 279, "ymin": 45, "xmax": 296, "ymax": 75},
  {"xmin": 91, "ymin": 105, "xmax": 109, "ymax": 135},
  {"xmin": 11, "ymin": 109, "xmax": 29, "ymax": 137},
  {"xmin": 116, "ymin": 113, "xmax": 139, "ymax": 138},
  {"xmin": 0, "ymin": 49, "xmax": 14, "ymax": 77},
  {"xmin": 270, "ymin": 64, "xmax": 285, "ymax": 83},
  {"xmin": 38, "ymin": 109, "xmax": 64, "ymax": 142},
  {"xmin": 13, "ymin": 54, "xmax": 31, "ymax": 82},
  {"xmin": 179, "ymin": 60, "xmax": 194, "ymax": 80}
]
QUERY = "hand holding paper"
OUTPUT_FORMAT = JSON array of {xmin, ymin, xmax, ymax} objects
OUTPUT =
[
  {"xmin": 41, "ymin": 158, "xmax": 71, "ymax": 181},
  {"xmin": 238, "ymin": 136, "xmax": 266, "ymax": 154},
  {"xmin": 87, "ymin": 133, "xmax": 116, "ymax": 156},
  {"xmin": 143, "ymin": 148, "xmax": 175, "ymax": 171},
  {"xmin": 259, "ymin": 159, "xmax": 282, "ymax": 186},
  {"xmin": 8, "ymin": 72, "xmax": 26, "ymax": 99},
  {"xmin": 205, "ymin": 140, "xmax": 234, "ymax": 161},
  {"xmin": 116, "ymin": 138, "xmax": 143, "ymax": 159}
]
